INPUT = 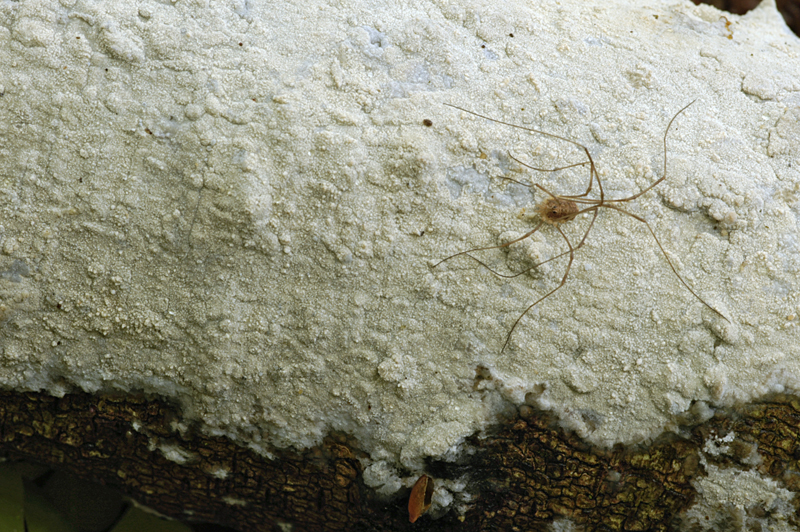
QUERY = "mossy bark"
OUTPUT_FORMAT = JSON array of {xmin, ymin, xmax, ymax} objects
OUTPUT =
[{"xmin": 1, "ymin": 390, "xmax": 799, "ymax": 531}]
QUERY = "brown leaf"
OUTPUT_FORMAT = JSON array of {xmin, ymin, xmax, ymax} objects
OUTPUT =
[{"xmin": 408, "ymin": 474, "xmax": 433, "ymax": 523}]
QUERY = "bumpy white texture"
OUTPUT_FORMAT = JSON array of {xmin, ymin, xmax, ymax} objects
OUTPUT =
[
  {"xmin": 0, "ymin": 0, "xmax": 799, "ymax": 493},
  {"xmin": 681, "ymin": 431, "xmax": 797, "ymax": 530}
]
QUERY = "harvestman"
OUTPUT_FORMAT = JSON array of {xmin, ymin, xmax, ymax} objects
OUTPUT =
[{"xmin": 433, "ymin": 101, "xmax": 729, "ymax": 352}]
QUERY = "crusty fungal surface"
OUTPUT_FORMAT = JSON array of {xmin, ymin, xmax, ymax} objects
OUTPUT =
[{"xmin": 0, "ymin": 0, "xmax": 798, "ymax": 512}]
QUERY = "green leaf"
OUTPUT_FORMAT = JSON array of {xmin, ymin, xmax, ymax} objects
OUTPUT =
[{"xmin": 0, "ymin": 464, "xmax": 25, "ymax": 532}]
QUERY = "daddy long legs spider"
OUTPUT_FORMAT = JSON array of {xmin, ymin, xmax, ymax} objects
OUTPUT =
[{"xmin": 433, "ymin": 101, "xmax": 729, "ymax": 352}]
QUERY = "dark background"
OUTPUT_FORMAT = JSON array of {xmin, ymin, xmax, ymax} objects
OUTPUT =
[{"xmin": 694, "ymin": 0, "xmax": 800, "ymax": 35}]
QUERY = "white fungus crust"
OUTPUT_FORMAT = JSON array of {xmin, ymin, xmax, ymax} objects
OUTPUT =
[{"xmin": 0, "ymin": 0, "xmax": 799, "ymax": 509}]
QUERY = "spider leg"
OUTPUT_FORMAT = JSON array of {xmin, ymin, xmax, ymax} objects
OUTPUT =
[
  {"xmin": 508, "ymin": 155, "xmax": 589, "ymax": 175},
  {"xmin": 431, "ymin": 221, "xmax": 545, "ymax": 274},
  {"xmin": 502, "ymin": 224, "xmax": 573, "ymax": 353},
  {"xmin": 508, "ymin": 155, "xmax": 598, "ymax": 201},
  {"xmin": 569, "ymin": 207, "xmax": 600, "ymax": 250},
  {"xmin": 444, "ymin": 103, "xmax": 591, "ymax": 151},
  {"xmin": 499, "ymin": 207, "xmax": 599, "ymax": 279},
  {"xmin": 501, "ymin": 209, "xmax": 599, "ymax": 352},
  {"xmin": 602, "ymin": 203, "xmax": 728, "ymax": 321},
  {"xmin": 446, "ymin": 103, "xmax": 599, "ymax": 197},
  {"xmin": 561, "ymin": 158, "xmax": 600, "ymax": 200},
  {"xmin": 498, "ymin": 175, "xmax": 535, "ymax": 188},
  {"xmin": 619, "ymin": 100, "xmax": 696, "ymax": 203},
  {"xmin": 498, "ymin": 159, "xmax": 587, "ymax": 190},
  {"xmin": 577, "ymin": 146, "xmax": 600, "ymax": 200}
]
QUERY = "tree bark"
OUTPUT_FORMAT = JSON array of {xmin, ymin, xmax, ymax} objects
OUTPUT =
[{"xmin": 1, "ymin": 390, "xmax": 799, "ymax": 531}]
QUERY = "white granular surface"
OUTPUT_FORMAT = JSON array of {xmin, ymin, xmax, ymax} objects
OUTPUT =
[{"xmin": 0, "ymin": 0, "xmax": 799, "ymax": 501}]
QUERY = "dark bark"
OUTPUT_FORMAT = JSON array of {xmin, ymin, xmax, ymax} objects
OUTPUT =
[
  {"xmin": 1, "ymin": 390, "xmax": 799, "ymax": 531},
  {"xmin": 692, "ymin": 0, "xmax": 800, "ymax": 37}
]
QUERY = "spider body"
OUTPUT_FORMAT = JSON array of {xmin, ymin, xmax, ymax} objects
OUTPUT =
[
  {"xmin": 435, "ymin": 101, "xmax": 729, "ymax": 352},
  {"xmin": 537, "ymin": 197, "xmax": 579, "ymax": 225}
]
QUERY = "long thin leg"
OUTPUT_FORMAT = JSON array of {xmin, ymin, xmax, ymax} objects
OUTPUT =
[
  {"xmin": 602, "ymin": 204, "xmax": 728, "ymax": 321},
  {"xmin": 503, "ymin": 178, "xmax": 596, "ymax": 207},
  {"xmin": 489, "ymin": 207, "xmax": 599, "ymax": 280},
  {"xmin": 507, "ymin": 156, "xmax": 594, "ymax": 198},
  {"xmin": 432, "ymin": 222, "xmax": 544, "ymax": 270},
  {"xmin": 501, "ymin": 209, "xmax": 599, "ymax": 352},
  {"xmin": 508, "ymin": 157, "xmax": 590, "ymax": 174},
  {"xmin": 567, "ymin": 207, "xmax": 600, "ymax": 251},
  {"xmin": 434, "ymin": 203, "xmax": 600, "ymax": 281},
  {"xmin": 509, "ymin": 153, "xmax": 602, "ymax": 202},
  {"xmin": 502, "ymin": 224, "xmax": 574, "ymax": 353},
  {"xmin": 446, "ymin": 103, "xmax": 599, "ymax": 198},
  {"xmin": 617, "ymin": 100, "xmax": 696, "ymax": 203},
  {"xmin": 499, "ymin": 160, "xmax": 588, "ymax": 191}
]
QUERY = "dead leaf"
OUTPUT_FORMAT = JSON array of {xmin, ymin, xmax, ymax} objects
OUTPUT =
[{"xmin": 408, "ymin": 474, "xmax": 433, "ymax": 523}]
